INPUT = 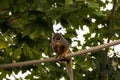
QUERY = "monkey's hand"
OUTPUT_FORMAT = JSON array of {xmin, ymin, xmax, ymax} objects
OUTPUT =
[{"xmin": 54, "ymin": 42, "xmax": 60, "ymax": 54}]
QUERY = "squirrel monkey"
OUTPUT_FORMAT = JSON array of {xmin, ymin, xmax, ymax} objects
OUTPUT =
[{"xmin": 51, "ymin": 33, "xmax": 73, "ymax": 80}]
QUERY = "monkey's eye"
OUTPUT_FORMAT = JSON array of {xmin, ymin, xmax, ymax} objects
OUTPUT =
[{"xmin": 55, "ymin": 37, "xmax": 61, "ymax": 41}]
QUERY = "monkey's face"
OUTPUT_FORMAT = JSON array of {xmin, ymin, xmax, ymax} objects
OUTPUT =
[
  {"xmin": 53, "ymin": 33, "xmax": 63, "ymax": 42},
  {"xmin": 52, "ymin": 33, "xmax": 63, "ymax": 53}
]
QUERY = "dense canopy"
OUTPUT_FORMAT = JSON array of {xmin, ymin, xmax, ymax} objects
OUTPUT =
[{"xmin": 0, "ymin": 0, "xmax": 120, "ymax": 80}]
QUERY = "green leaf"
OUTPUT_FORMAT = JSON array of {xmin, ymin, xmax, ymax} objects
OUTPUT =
[
  {"xmin": 14, "ymin": 48, "xmax": 22, "ymax": 59},
  {"xmin": 29, "ymin": 30, "xmax": 38, "ymax": 39},
  {"xmin": 23, "ymin": 44, "xmax": 34, "ymax": 58},
  {"xmin": 0, "ymin": 0, "xmax": 9, "ymax": 9},
  {"xmin": 65, "ymin": 0, "xmax": 73, "ymax": 5},
  {"xmin": 87, "ymin": 1, "xmax": 99, "ymax": 9},
  {"xmin": 0, "ymin": 40, "xmax": 7, "ymax": 49}
]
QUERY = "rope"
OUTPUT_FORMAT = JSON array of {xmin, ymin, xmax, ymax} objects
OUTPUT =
[
  {"xmin": 0, "ymin": 39, "xmax": 120, "ymax": 69},
  {"xmin": 67, "ymin": 39, "xmax": 120, "ymax": 58},
  {"xmin": 0, "ymin": 57, "xmax": 59, "ymax": 69}
]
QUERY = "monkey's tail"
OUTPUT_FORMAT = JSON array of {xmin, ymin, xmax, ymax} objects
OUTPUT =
[{"xmin": 66, "ymin": 59, "xmax": 73, "ymax": 80}]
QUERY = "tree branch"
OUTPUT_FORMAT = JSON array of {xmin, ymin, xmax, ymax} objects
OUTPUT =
[
  {"xmin": 109, "ymin": 0, "xmax": 117, "ymax": 28},
  {"xmin": 106, "ymin": 0, "xmax": 117, "ymax": 51}
]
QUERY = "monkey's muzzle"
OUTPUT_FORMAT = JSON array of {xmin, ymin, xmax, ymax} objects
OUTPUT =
[{"xmin": 55, "ymin": 37, "xmax": 61, "ymax": 41}]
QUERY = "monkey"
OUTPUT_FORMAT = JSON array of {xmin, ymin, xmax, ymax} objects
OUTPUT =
[
  {"xmin": 51, "ymin": 33, "xmax": 73, "ymax": 80},
  {"xmin": 51, "ymin": 33, "xmax": 70, "ymax": 58}
]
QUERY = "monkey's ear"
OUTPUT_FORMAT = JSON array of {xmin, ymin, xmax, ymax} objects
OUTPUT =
[
  {"xmin": 52, "ymin": 33, "xmax": 55, "ymax": 36},
  {"xmin": 59, "ymin": 33, "xmax": 62, "ymax": 35},
  {"xmin": 52, "ymin": 33, "xmax": 55, "ymax": 39}
]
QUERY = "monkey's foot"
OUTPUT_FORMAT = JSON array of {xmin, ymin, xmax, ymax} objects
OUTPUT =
[{"xmin": 59, "ymin": 54, "xmax": 70, "ymax": 61}]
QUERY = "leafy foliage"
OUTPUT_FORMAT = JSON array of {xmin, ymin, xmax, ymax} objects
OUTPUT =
[{"xmin": 0, "ymin": 0, "xmax": 120, "ymax": 80}]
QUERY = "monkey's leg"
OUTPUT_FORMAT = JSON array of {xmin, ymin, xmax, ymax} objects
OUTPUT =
[
  {"xmin": 60, "ymin": 47, "xmax": 70, "ymax": 58},
  {"xmin": 66, "ymin": 59, "xmax": 73, "ymax": 80}
]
